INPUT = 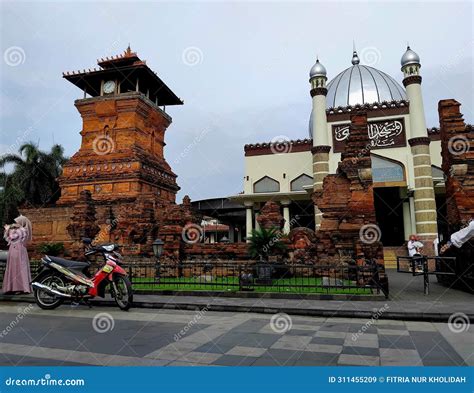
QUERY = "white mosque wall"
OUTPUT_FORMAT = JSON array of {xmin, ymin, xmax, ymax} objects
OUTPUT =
[
  {"xmin": 243, "ymin": 112, "xmax": 442, "ymax": 196},
  {"xmin": 244, "ymin": 150, "xmax": 312, "ymax": 194}
]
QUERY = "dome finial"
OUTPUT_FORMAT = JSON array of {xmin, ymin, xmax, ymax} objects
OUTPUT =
[{"xmin": 351, "ymin": 49, "xmax": 360, "ymax": 65}]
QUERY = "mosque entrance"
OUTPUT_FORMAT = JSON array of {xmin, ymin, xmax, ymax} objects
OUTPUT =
[{"xmin": 374, "ymin": 187, "xmax": 405, "ymax": 246}]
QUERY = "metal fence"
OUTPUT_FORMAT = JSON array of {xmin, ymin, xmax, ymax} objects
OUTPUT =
[
  {"xmin": 0, "ymin": 260, "xmax": 388, "ymax": 298},
  {"xmin": 124, "ymin": 260, "xmax": 389, "ymax": 297}
]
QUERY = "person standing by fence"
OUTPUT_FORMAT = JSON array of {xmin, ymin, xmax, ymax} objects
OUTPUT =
[{"xmin": 2, "ymin": 215, "xmax": 33, "ymax": 294}]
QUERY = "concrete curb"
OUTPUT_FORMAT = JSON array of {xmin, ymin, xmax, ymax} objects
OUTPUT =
[{"xmin": 1, "ymin": 295, "xmax": 472, "ymax": 323}]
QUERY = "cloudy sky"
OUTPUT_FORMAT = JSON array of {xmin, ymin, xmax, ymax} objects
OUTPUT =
[{"xmin": 1, "ymin": 0, "xmax": 472, "ymax": 202}]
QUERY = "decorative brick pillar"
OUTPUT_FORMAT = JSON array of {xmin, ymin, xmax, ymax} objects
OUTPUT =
[
  {"xmin": 314, "ymin": 111, "xmax": 385, "ymax": 274},
  {"xmin": 256, "ymin": 201, "xmax": 284, "ymax": 231},
  {"xmin": 439, "ymin": 99, "xmax": 474, "ymax": 232}
]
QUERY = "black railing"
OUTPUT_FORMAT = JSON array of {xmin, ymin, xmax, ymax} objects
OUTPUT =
[
  {"xmin": 125, "ymin": 260, "xmax": 388, "ymax": 297},
  {"xmin": 0, "ymin": 260, "xmax": 388, "ymax": 298},
  {"xmin": 0, "ymin": 260, "xmax": 41, "ymax": 283},
  {"xmin": 396, "ymin": 255, "xmax": 456, "ymax": 295}
]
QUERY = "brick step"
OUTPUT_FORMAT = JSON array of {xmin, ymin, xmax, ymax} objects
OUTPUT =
[{"xmin": 383, "ymin": 247, "xmax": 406, "ymax": 269}]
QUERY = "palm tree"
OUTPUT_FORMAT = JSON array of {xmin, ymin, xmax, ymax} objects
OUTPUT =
[
  {"xmin": 0, "ymin": 142, "xmax": 68, "ymax": 225},
  {"xmin": 247, "ymin": 227, "xmax": 287, "ymax": 261}
]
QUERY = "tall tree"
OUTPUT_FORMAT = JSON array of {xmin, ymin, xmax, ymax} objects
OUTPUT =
[{"xmin": 0, "ymin": 142, "xmax": 68, "ymax": 225}]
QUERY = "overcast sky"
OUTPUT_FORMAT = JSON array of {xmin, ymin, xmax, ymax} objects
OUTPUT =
[{"xmin": 1, "ymin": 1, "xmax": 473, "ymax": 202}]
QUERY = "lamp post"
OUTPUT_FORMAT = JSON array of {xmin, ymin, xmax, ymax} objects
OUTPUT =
[{"xmin": 152, "ymin": 238, "xmax": 164, "ymax": 282}]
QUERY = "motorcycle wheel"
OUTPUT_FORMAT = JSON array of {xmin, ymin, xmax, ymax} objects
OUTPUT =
[
  {"xmin": 111, "ymin": 275, "xmax": 133, "ymax": 311},
  {"xmin": 33, "ymin": 273, "xmax": 65, "ymax": 310}
]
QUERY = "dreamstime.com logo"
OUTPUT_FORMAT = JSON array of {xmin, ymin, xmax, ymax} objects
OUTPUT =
[
  {"xmin": 181, "ymin": 223, "xmax": 204, "ymax": 244},
  {"xmin": 92, "ymin": 312, "xmax": 115, "ymax": 333},
  {"xmin": 359, "ymin": 224, "xmax": 382, "ymax": 244},
  {"xmin": 92, "ymin": 135, "xmax": 115, "ymax": 155},
  {"xmin": 359, "ymin": 46, "xmax": 381, "ymax": 66},
  {"xmin": 448, "ymin": 135, "xmax": 469, "ymax": 156},
  {"xmin": 352, "ymin": 303, "xmax": 389, "ymax": 341},
  {"xmin": 0, "ymin": 304, "xmax": 34, "ymax": 339},
  {"xmin": 270, "ymin": 313, "xmax": 293, "ymax": 334},
  {"xmin": 4, "ymin": 46, "xmax": 26, "ymax": 66},
  {"xmin": 182, "ymin": 46, "xmax": 203, "ymax": 66},
  {"xmin": 448, "ymin": 312, "xmax": 470, "ymax": 333},
  {"xmin": 270, "ymin": 135, "xmax": 292, "ymax": 154},
  {"xmin": 174, "ymin": 305, "xmax": 209, "ymax": 341},
  {"xmin": 4, "ymin": 374, "xmax": 85, "ymax": 387}
]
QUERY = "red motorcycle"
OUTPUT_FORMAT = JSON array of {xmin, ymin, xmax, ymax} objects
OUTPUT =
[{"xmin": 32, "ymin": 239, "xmax": 133, "ymax": 311}]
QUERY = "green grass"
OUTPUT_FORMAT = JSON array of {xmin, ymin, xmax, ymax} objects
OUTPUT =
[{"xmin": 131, "ymin": 276, "xmax": 373, "ymax": 295}]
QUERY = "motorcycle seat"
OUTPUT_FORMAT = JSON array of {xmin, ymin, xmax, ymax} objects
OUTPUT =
[{"xmin": 47, "ymin": 256, "xmax": 90, "ymax": 270}]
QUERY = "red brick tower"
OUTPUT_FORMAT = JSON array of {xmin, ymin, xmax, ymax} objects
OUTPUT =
[{"xmin": 57, "ymin": 46, "xmax": 182, "ymax": 205}]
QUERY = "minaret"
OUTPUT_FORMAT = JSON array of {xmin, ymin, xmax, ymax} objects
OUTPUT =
[
  {"xmin": 401, "ymin": 46, "xmax": 438, "ymax": 243},
  {"xmin": 309, "ymin": 57, "xmax": 330, "ymax": 231}
]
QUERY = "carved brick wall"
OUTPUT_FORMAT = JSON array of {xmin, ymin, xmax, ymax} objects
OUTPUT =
[
  {"xmin": 314, "ymin": 111, "xmax": 385, "ymax": 270},
  {"xmin": 439, "ymin": 99, "xmax": 474, "ymax": 232}
]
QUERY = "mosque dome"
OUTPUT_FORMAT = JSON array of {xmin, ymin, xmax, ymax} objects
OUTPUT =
[
  {"xmin": 325, "ymin": 64, "xmax": 406, "ymax": 109},
  {"xmin": 309, "ymin": 51, "xmax": 407, "ymax": 137}
]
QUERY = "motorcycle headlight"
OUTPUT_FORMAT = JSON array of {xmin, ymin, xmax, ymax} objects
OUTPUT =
[{"xmin": 103, "ymin": 244, "xmax": 115, "ymax": 252}]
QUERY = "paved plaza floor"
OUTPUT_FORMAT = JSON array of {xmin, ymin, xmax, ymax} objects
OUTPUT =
[{"xmin": 0, "ymin": 302, "xmax": 472, "ymax": 367}]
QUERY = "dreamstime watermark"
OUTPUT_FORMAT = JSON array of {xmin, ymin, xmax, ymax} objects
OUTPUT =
[
  {"xmin": 5, "ymin": 374, "xmax": 85, "ymax": 387},
  {"xmin": 260, "ymin": 215, "xmax": 299, "ymax": 255},
  {"xmin": 270, "ymin": 135, "xmax": 292, "ymax": 154},
  {"xmin": 182, "ymin": 46, "xmax": 203, "ymax": 66},
  {"xmin": 360, "ymin": 47, "xmax": 381, "ymax": 66},
  {"xmin": 352, "ymin": 303, "xmax": 389, "ymax": 341},
  {"xmin": 94, "ymin": 215, "xmax": 121, "ymax": 243},
  {"xmin": 92, "ymin": 312, "xmax": 115, "ymax": 333},
  {"xmin": 448, "ymin": 312, "xmax": 470, "ymax": 333},
  {"xmin": 174, "ymin": 305, "xmax": 209, "ymax": 341},
  {"xmin": 174, "ymin": 129, "xmax": 210, "ymax": 165},
  {"xmin": 0, "ymin": 304, "xmax": 34, "ymax": 339},
  {"xmin": 181, "ymin": 223, "xmax": 204, "ymax": 244},
  {"xmin": 448, "ymin": 135, "xmax": 469, "ymax": 156},
  {"xmin": 3, "ymin": 126, "xmax": 34, "ymax": 156},
  {"xmin": 4, "ymin": 46, "xmax": 26, "ymax": 66},
  {"xmin": 270, "ymin": 313, "xmax": 292, "ymax": 334},
  {"xmin": 92, "ymin": 135, "xmax": 115, "ymax": 156},
  {"xmin": 359, "ymin": 224, "xmax": 382, "ymax": 244},
  {"xmin": 351, "ymin": 142, "xmax": 372, "ymax": 164}
]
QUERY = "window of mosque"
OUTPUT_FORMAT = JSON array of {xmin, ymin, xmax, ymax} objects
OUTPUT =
[
  {"xmin": 371, "ymin": 155, "xmax": 405, "ymax": 183},
  {"xmin": 290, "ymin": 174, "xmax": 313, "ymax": 191},
  {"xmin": 253, "ymin": 176, "xmax": 280, "ymax": 193}
]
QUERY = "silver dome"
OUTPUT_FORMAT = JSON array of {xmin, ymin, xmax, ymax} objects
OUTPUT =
[
  {"xmin": 401, "ymin": 46, "xmax": 421, "ymax": 68},
  {"xmin": 309, "ymin": 59, "xmax": 327, "ymax": 78},
  {"xmin": 325, "ymin": 64, "xmax": 406, "ymax": 109},
  {"xmin": 309, "ymin": 64, "xmax": 406, "ymax": 137}
]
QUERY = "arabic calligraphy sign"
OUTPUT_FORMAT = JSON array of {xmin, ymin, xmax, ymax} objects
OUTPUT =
[{"xmin": 332, "ymin": 118, "xmax": 406, "ymax": 153}]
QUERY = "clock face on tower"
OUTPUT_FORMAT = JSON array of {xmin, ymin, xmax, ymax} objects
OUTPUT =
[{"xmin": 103, "ymin": 80, "xmax": 115, "ymax": 94}]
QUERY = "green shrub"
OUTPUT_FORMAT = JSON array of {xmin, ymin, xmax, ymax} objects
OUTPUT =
[
  {"xmin": 38, "ymin": 242, "xmax": 64, "ymax": 256},
  {"xmin": 247, "ymin": 227, "xmax": 287, "ymax": 261}
]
